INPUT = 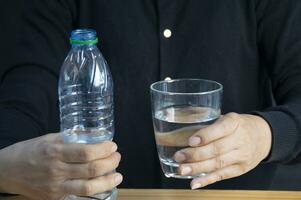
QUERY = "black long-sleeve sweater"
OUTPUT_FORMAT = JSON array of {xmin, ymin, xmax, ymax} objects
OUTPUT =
[{"xmin": 0, "ymin": 0, "xmax": 301, "ymax": 190}]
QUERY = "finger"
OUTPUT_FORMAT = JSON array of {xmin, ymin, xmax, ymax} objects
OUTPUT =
[
  {"xmin": 178, "ymin": 150, "xmax": 241, "ymax": 176},
  {"xmin": 65, "ymin": 152, "xmax": 121, "ymax": 179},
  {"xmin": 57, "ymin": 141, "xmax": 118, "ymax": 163},
  {"xmin": 62, "ymin": 172, "xmax": 123, "ymax": 196},
  {"xmin": 41, "ymin": 133, "xmax": 62, "ymax": 143},
  {"xmin": 190, "ymin": 164, "xmax": 244, "ymax": 189},
  {"xmin": 189, "ymin": 113, "xmax": 239, "ymax": 147},
  {"xmin": 175, "ymin": 133, "xmax": 238, "ymax": 163}
]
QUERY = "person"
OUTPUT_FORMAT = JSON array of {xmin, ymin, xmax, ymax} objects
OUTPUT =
[{"xmin": 0, "ymin": 0, "xmax": 301, "ymax": 199}]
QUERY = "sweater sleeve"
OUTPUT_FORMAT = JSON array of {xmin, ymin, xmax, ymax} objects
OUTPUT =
[
  {"xmin": 254, "ymin": 0, "xmax": 301, "ymax": 164},
  {"xmin": 0, "ymin": 0, "xmax": 75, "ymax": 148}
]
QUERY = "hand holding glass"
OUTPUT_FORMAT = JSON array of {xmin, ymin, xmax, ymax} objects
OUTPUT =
[{"xmin": 150, "ymin": 79, "xmax": 223, "ymax": 179}]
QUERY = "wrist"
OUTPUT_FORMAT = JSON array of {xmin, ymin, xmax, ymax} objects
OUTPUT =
[
  {"xmin": 0, "ymin": 145, "xmax": 18, "ymax": 194},
  {"xmin": 252, "ymin": 115, "xmax": 273, "ymax": 160},
  {"xmin": 0, "ymin": 148, "xmax": 8, "ymax": 193}
]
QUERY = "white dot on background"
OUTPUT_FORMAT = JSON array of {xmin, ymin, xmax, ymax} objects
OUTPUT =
[{"xmin": 163, "ymin": 29, "xmax": 172, "ymax": 38}]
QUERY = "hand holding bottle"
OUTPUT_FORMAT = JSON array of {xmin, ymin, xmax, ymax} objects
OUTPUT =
[{"xmin": 0, "ymin": 133, "xmax": 122, "ymax": 200}]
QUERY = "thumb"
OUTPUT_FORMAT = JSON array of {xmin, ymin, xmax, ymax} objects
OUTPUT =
[{"xmin": 189, "ymin": 113, "xmax": 239, "ymax": 147}]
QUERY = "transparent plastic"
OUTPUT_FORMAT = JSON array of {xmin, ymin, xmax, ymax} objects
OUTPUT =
[{"xmin": 59, "ymin": 29, "xmax": 116, "ymax": 200}]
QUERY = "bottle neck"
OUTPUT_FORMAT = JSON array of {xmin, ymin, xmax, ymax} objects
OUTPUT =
[{"xmin": 71, "ymin": 43, "xmax": 97, "ymax": 48}]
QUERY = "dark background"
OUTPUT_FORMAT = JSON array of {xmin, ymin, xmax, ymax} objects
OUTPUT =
[{"xmin": 272, "ymin": 165, "xmax": 301, "ymax": 190}]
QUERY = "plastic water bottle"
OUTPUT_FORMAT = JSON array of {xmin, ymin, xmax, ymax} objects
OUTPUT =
[{"xmin": 58, "ymin": 29, "xmax": 117, "ymax": 200}]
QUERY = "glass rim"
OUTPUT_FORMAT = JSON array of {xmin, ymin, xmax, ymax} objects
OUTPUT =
[{"xmin": 150, "ymin": 78, "xmax": 223, "ymax": 95}]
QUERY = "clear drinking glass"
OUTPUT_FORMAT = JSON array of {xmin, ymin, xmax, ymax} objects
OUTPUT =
[{"xmin": 150, "ymin": 79, "xmax": 223, "ymax": 179}]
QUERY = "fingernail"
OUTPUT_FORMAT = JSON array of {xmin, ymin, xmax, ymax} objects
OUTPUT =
[
  {"xmin": 189, "ymin": 136, "xmax": 201, "ymax": 146},
  {"xmin": 181, "ymin": 166, "xmax": 192, "ymax": 175},
  {"xmin": 174, "ymin": 152, "xmax": 186, "ymax": 162},
  {"xmin": 114, "ymin": 174, "xmax": 123, "ymax": 185},
  {"xmin": 191, "ymin": 183, "xmax": 201, "ymax": 190}
]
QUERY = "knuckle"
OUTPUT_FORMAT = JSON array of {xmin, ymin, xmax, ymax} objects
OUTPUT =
[
  {"xmin": 27, "ymin": 157, "xmax": 37, "ymax": 168},
  {"xmin": 109, "ymin": 174, "xmax": 119, "ymax": 186},
  {"xmin": 211, "ymin": 143, "xmax": 220, "ymax": 157},
  {"xmin": 45, "ymin": 183, "xmax": 59, "ymax": 194},
  {"xmin": 102, "ymin": 147, "xmax": 111, "ymax": 156},
  {"xmin": 46, "ymin": 162, "xmax": 63, "ymax": 177},
  {"xmin": 114, "ymin": 152, "xmax": 121, "ymax": 161},
  {"xmin": 226, "ymin": 112, "xmax": 239, "ymax": 120},
  {"xmin": 79, "ymin": 147, "xmax": 92, "ymax": 161},
  {"xmin": 47, "ymin": 171, "xmax": 59, "ymax": 181},
  {"xmin": 104, "ymin": 143, "xmax": 117, "ymax": 156},
  {"xmin": 42, "ymin": 143, "xmax": 54, "ymax": 157},
  {"xmin": 224, "ymin": 113, "xmax": 240, "ymax": 130},
  {"xmin": 46, "ymin": 165, "xmax": 58, "ymax": 176},
  {"xmin": 186, "ymin": 149, "xmax": 200, "ymax": 161},
  {"xmin": 189, "ymin": 150, "xmax": 199, "ymax": 161},
  {"xmin": 215, "ymin": 140, "xmax": 224, "ymax": 152},
  {"xmin": 103, "ymin": 174, "xmax": 121, "ymax": 190},
  {"xmin": 82, "ymin": 183, "xmax": 93, "ymax": 196},
  {"xmin": 239, "ymin": 165, "xmax": 248, "ymax": 173},
  {"xmin": 102, "ymin": 141, "xmax": 115, "ymax": 154},
  {"xmin": 40, "ymin": 139, "xmax": 61, "ymax": 159},
  {"xmin": 88, "ymin": 162, "xmax": 100, "ymax": 177},
  {"xmin": 48, "ymin": 145, "xmax": 59, "ymax": 158},
  {"xmin": 239, "ymin": 150, "xmax": 252, "ymax": 163},
  {"xmin": 193, "ymin": 161, "xmax": 207, "ymax": 174},
  {"xmin": 111, "ymin": 153, "xmax": 121, "ymax": 167},
  {"xmin": 214, "ymin": 156, "xmax": 225, "ymax": 170}
]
